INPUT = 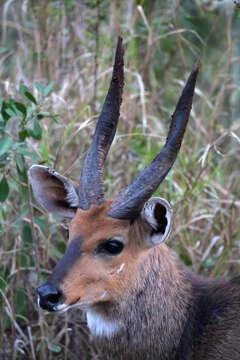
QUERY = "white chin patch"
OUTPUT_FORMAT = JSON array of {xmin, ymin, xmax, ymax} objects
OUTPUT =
[
  {"xmin": 86, "ymin": 311, "xmax": 119, "ymax": 338},
  {"xmin": 54, "ymin": 303, "xmax": 69, "ymax": 313}
]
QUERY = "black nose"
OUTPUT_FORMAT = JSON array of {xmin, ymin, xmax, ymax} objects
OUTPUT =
[{"xmin": 37, "ymin": 283, "xmax": 63, "ymax": 311}]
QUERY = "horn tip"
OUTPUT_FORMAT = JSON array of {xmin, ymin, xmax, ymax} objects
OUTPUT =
[
  {"xmin": 116, "ymin": 36, "xmax": 124, "ymax": 60},
  {"xmin": 112, "ymin": 36, "xmax": 124, "ymax": 94},
  {"xmin": 117, "ymin": 35, "xmax": 123, "ymax": 43},
  {"xmin": 182, "ymin": 61, "xmax": 200, "ymax": 97},
  {"xmin": 191, "ymin": 60, "xmax": 200, "ymax": 79},
  {"xmin": 194, "ymin": 60, "xmax": 201, "ymax": 70}
]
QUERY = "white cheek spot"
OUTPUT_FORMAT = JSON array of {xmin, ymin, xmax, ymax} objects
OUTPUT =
[
  {"xmin": 117, "ymin": 263, "xmax": 125, "ymax": 274},
  {"xmin": 86, "ymin": 311, "xmax": 119, "ymax": 338},
  {"xmin": 100, "ymin": 291, "xmax": 108, "ymax": 300}
]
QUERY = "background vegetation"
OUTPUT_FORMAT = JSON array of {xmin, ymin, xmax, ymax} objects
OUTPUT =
[{"xmin": 0, "ymin": 0, "xmax": 240, "ymax": 359}]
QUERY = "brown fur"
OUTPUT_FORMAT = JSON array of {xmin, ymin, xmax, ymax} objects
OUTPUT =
[
  {"xmin": 57, "ymin": 202, "xmax": 144, "ymax": 307},
  {"xmin": 91, "ymin": 246, "xmax": 240, "ymax": 360},
  {"xmin": 45, "ymin": 203, "xmax": 240, "ymax": 359}
]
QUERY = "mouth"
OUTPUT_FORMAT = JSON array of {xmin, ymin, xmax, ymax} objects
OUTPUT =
[
  {"xmin": 37, "ymin": 294, "xmax": 73, "ymax": 313},
  {"xmin": 37, "ymin": 292, "xmax": 107, "ymax": 313},
  {"xmin": 37, "ymin": 296, "xmax": 93, "ymax": 314},
  {"xmin": 57, "ymin": 299, "xmax": 95, "ymax": 313},
  {"xmin": 54, "ymin": 302, "xmax": 71, "ymax": 313}
]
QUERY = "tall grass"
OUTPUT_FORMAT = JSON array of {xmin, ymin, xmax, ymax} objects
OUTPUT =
[{"xmin": 0, "ymin": 0, "xmax": 240, "ymax": 358}]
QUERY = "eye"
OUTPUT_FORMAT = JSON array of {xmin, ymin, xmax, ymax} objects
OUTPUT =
[{"xmin": 97, "ymin": 240, "xmax": 124, "ymax": 256}]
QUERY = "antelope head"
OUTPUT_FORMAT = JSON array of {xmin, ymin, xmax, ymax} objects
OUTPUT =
[{"xmin": 29, "ymin": 37, "xmax": 199, "ymax": 314}]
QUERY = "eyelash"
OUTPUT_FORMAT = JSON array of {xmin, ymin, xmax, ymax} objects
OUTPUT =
[{"xmin": 96, "ymin": 239, "xmax": 124, "ymax": 256}]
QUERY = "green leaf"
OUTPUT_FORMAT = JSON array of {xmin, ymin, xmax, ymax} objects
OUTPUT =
[
  {"xmin": 33, "ymin": 118, "xmax": 42, "ymax": 139},
  {"xmin": 180, "ymin": 251, "xmax": 192, "ymax": 267},
  {"xmin": 47, "ymin": 343, "xmax": 61, "ymax": 353},
  {"xmin": 43, "ymin": 82, "xmax": 54, "ymax": 97},
  {"xmin": 22, "ymin": 223, "xmax": 33, "ymax": 245},
  {"xmin": 204, "ymin": 258, "xmax": 215, "ymax": 268},
  {"xmin": 37, "ymin": 113, "xmax": 44, "ymax": 120},
  {"xmin": 17, "ymin": 166, "xmax": 27, "ymax": 183},
  {"xmin": 50, "ymin": 245, "xmax": 64, "ymax": 260},
  {"xmin": 0, "ymin": 138, "xmax": 12, "ymax": 156},
  {"xmin": 19, "ymin": 129, "xmax": 29, "ymax": 141},
  {"xmin": 41, "ymin": 131, "xmax": 49, "ymax": 162},
  {"xmin": 20, "ymin": 254, "xmax": 28, "ymax": 267},
  {"xmin": 233, "ymin": 7, "xmax": 240, "ymax": 20},
  {"xmin": 16, "ymin": 288, "xmax": 25, "ymax": 314},
  {"xmin": 34, "ymin": 216, "xmax": 47, "ymax": 232},
  {"xmin": 1, "ymin": 207, "xmax": 6, "ymax": 221},
  {"xmin": 1, "ymin": 101, "xmax": 11, "ymax": 125},
  {"xmin": 5, "ymin": 107, "xmax": 16, "ymax": 118},
  {"xmin": 35, "ymin": 81, "xmax": 44, "ymax": 94},
  {"xmin": 25, "ymin": 91, "xmax": 37, "ymax": 105},
  {"xmin": 19, "ymin": 85, "xmax": 37, "ymax": 105},
  {"xmin": 14, "ymin": 101, "xmax": 27, "ymax": 117},
  {"xmin": 19, "ymin": 84, "xmax": 29, "ymax": 98},
  {"xmin": 16, "ymin": 155, "xmax": 25, "ymax": 173},
  {"xmin": 26, "ymin": 106, "xmax": 33, "ymax": 118},
  {"xmin": 0, "ymin": 177, "xmax": 9, "ymax": 202},
  {"xmin": 66, "ymin": 0, "xmax": 73, "ymax": 9},
  {"xmin": 57, "ymin": 241, "xmax": 66, "ymax": 254},
  {"xmin": 19, "ymin": 184, "xmax": 28, "ymax": 200},
  {"xmin": 17, "ymin": 148, "xmax": 39, "ymax": 162}
]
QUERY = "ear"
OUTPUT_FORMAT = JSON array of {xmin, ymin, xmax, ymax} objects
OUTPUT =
[
  {"xmin": 141, "ymin": 197, "xmax": 173, "ymax": 246},
  {"xmin": 29, "ymin": 165, "xmax": 79, "ymax": 218}
]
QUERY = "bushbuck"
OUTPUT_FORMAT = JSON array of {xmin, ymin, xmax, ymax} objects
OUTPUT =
[{"xmin": 29, "ymin": 37, "xmax": 240, "ymax": 359}]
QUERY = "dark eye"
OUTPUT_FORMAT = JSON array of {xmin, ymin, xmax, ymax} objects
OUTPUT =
[{"xmin": 97, "ymin": 240, "xmax": 124, "ymax": 255}]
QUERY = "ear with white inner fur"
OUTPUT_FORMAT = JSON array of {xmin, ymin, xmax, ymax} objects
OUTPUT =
[
  {"xmin": 29, "ymin": 165, "xmax": 79, "ymax": 218},
  {"xmin": 141, "ymin": 197, "xmax": 173, "ymax": 246}
]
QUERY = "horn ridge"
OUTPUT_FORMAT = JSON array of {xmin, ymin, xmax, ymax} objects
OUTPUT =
[
  {"xmin": 79, "ymin": 37, "xmax": 124, "ymax": 210},
  {"xmin": 107, "ymin": 62, "xmax": 200, "ymax": 220}
]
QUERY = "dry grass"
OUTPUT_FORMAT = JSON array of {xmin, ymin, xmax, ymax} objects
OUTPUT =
[{"xmin": 0, "ymin": 0, "xmax": 240, "ymax": 359}]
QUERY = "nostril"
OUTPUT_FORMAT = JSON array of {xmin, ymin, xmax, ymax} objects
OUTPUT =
[{"xmin": 37, "ymin": 283, "xmax": 62, "ymax": 310}]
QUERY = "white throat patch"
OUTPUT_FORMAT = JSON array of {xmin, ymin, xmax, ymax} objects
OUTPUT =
[{"xmin": 86, "ymin": 311, "xmax": 119, "ymax": 338}]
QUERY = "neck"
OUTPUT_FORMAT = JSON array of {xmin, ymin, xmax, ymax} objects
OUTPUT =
[{"xmin": 87, "ymin": 245, "xmax": 195, "ymax": 360}]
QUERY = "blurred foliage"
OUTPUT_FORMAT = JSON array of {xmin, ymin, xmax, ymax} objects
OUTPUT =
[{"xmin": 0, "ymin": 0, "xmax": 240, "ymax": 358}]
